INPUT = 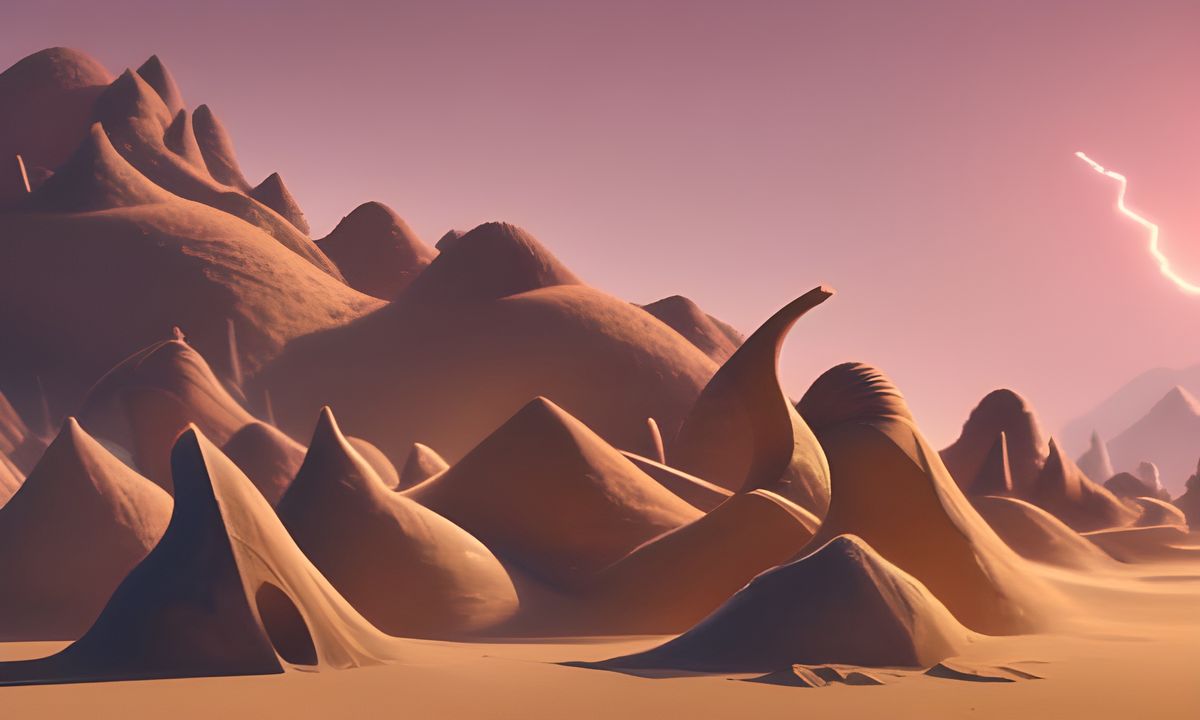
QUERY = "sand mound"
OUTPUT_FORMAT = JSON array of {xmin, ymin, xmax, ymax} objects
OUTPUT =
[
  {"xmin": 1028, "ymin": 439, "xmax": 1135, "ymax": 532},
  {"xmin": 620, "ymin": 451, "xmax": 732, "ymax": 511},
  {"xmin": 581, "ymin": 489, "xmax": 817, "ymax": 634},
  {"xmin": 397, "ymin": 442, "xmax": 448, "ymax": 490},
  {"xmin": 0, "ymin": 418, "xmax": 171, "ymax": 640},
  {"xmin": 925, "ymin": 661, "xmax": 1040, "ymax": 682},
  {"xmin": 316, "ymin": 201, "xmax": 436, "ymax": 299},
  {"xmin": 277, "ymin": 408, "xmax": 518, "ymax": 637},
  {"xmin": 972, "ymin": 495, "xmax": 1112, "ymax": 569},
  {"xmin": 746, "ymin": 664, "xmax": 887, "ymax": 687},
  {"xmin": 588, "ymin": 535, "xmax": 973, "ymax": 672},
  {"xmin": 798, "ymin": 362, "xmax": 1056, "ymax": 634},
  {"xmin": 1106, "ymin": 471, "xmax": 1162, "ymax": 501},
  {"xmin": 1109, "ymin": 386, "xmax": 1200, "ymax": 496},
  {"xmin": 670, "ymin": 288, "xmax": 833, "ymax": 515},
  {"xmin": 30, "ymin": 121, "xmax": 173, "ymax": 211},
  {"xmin": 250, "ymin": 172, "xmax": 308, "ymax": 234},
  {"xmin": 406, "ymin": 397, "xmax": 699, "ymax": 587},
  {"xmin": 191, "ymin": 103, "xmax": 250, "ymax": 191},
  {"xmin": 254, "ymin": 223, "xmax": 715, "ymax": 469},
  {"xmin": 163, "ymin": 109, "xmax": 206, "ymax": 169},
  {"xmin": 941, "ymin": 389, "xmax": 1048, "ymax": 494},
  {"xmin": 1084, "ymin": 524, "xmax": 1200, "ymax": 563},
  {"xmin": 134, "ymin": 55, "xmax": 184, "ymax": 115},
  {"xmin": 640, "ymin": 295, "xmax": 742, "ymax": 363},
  {"xmin": 347, "ymin": 437, "xmax": 400, "ymax": 490},
  {"xmin": 1076, "ymin": 431, "xmax": 1115, "ymax": 486},
  {"xmin": 78, "ymin": 337, "xmax": 256, "ymax": 489},
  {"xmin": 1132, "ymin": 496, "xmax": 1187, "ymax": 528},
  {"xmin": 405, "ymin": 221, "xmax": 580, "ymax": 303},
  {"xmin": 0, "ymin": 48, "xmax": 113, "ymax": 204},
  {"xmin": 220, "ymin": 422, "xmax": 304, "ymax": 505},
  {"xmin": 0, "ymin": 427, "xmax": 403, "ymax": 685}
]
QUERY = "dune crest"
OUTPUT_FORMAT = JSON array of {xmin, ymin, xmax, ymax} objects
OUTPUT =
[
  {"xmin": 191, "ymin": 104, "xmax": 250, "ymax": 191},
  {"xmin": 406, "ymin": 397, "xmax": 699, "ymax": 588},
  {"xmin": 250, "ymin": 172, "xmax": 309, "ymax": 235},
  {"xmin": 587, "ymin": 535, "xmax": 974, "ymax": 672},
  {"xmin": 1028, "ymin": 439, "xmax": 1135, "ymax": 532},
  {"xmin": 671, "ymin": 287, "xmax": 833, "ymax": 515},
  {"xmin": 397, "ymin": 442, "xmax": 448, "ymax": 490},
  {"xmin": 972, "ymin": 495, "xmax": 1112, "ymax": 569},
  {"xmin": 317, "ymin": 201, "xmax": 435, "ymax": 299},
  {"xmin": 221, "ymin": 421, "xmax": 305, "ymax": 505},
  {"xmin": 0, "ymin": 418, "xmax": 171, "ymax": 640},
  {"xmin": 640, "ymin": 295, "xmax": 742, "ymax": 363},
  {"xmin": 134, "ymin": 55, "xmax": 184, "ymax": 115},
  {"xmin": 277, "ymin": 408, "xmax": 518, "ymax": 637}
]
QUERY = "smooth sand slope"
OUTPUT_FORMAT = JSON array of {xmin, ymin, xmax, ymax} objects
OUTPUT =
[
  {"xmin": 798, "ymin": 363, "xmax": 1058, "ymax": 634},
  {"xmin": 588, "ymin": 535, "xmax": 975, "ymax": 672},
  {"xmin": 0, "ymin": 419, "xmax": 170, "ymax": 640},
  {"xmin": 220, "ymin": 422, "xmax": 305, "ymax": 505},
  {"xmin": 317, "ymin": 201, "xmax": 436, "ymax": 299},
  {"xmin": 406, "ymin": 397, "xmax": 699, "ymax": 589},
  {"xmin": 639, "ymin": 295, "xmax": 742, "ymax": 364},
  {"xmin": 671, "ymin": 287, "xmax": 833, "ymax": 515},
  {"xmin": 255, "ymin": 222, "xmax": 717, "ymax": 469},
  {"xmin": 396, "ymin": 443, "xmax": 448, "ymax": 491},
  {"xmin": 0, "ymin": 428, "xmax": 404, "ymax": 685},
  {"xmin": 276, "ymin": 407, "xmax": 518, "ymax": 638},
  {"xmin": 971, "ymin": 495, "xmax": 1114, "ymax": 569}
]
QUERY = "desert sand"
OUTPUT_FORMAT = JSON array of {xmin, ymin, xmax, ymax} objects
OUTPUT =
[{"xmin": 0, "ymin": 44, "xmax": 1198, "ymax": 719}]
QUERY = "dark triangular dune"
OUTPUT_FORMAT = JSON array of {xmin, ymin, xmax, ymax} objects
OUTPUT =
[
  {"xmin": 671, "ymin": 287, "xmax": 833, "ymax": 515},
  {"xmin": 585, "ymin": 535, "xmax": 973, "ymax": 672},
  {"xmin": 406, "ymin": 397, "xmax": 699, "ymax": 588},
  {"xmin": 317, "ymin": 201, "xmax": 435, "ymax": 299},
  {"xmin": 397, "ymin": 442, "xmax": 448, "ymax": 490},
  {"xmin": 972, "ymin": 495, "xmax": 1112, "ymax": 569},
  {"xmin": 798, "ymin": 362, "xmax": 1058, "ymax": 634},
  {"xmin": 134, "ymin": 55, "xmax": 184, "ymax": 115},
  {"xmin": 162, "ymin": 109, "xmax": 205, "ymax": 170},
  {"xmin": 221, "ymin": 421, "xmax": 305, "ymax": 505},
  {"xmin": 0, "ymin": 427, "xmax": 403, "ymax": 685},
  {"xmin": 191, "ymin": 104, "xmax": 250, "ymax": 191},
  {"xmin": 277, "ymin": 408, "xmax": 518, "ymax": 637},
  {"xmin": 0, "ymin": 419, "xmax": 171, "ymax": 640},
  {"xmin": 250, "ymin": 172, "xmax": 309, "ymax": 235}
]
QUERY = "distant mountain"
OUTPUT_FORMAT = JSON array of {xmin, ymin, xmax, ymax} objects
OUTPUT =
[
  {"xmin": 1107, "ymin": 386, "xmax": 1200, "ymax": 496},
  {"xmin": 1061, "ymin": 363, "xmax": 1200, "ymax": 455}
]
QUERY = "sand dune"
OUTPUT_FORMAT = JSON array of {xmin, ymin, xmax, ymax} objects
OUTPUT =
[
  {"xmin": 0, "ymin": 427, "xmax": 403, "ymax": 685},
  {"xmin": 586, "ymin": 535, "xmax": 974, "ymax": 671},
  {"xmin": 406, "ymin": 397, "xmax": 699, "ymax": 588},
  {"xmin": 0, "ymin": 388, "xmax": 47, "ymax": 472},
  {"xmin": 971, "ymin": 495, "xmax": 1113, "ymax": 569},
  {"xmin": 1028, "ymin": 439, "xmax": 1135, "ymax": 532},
  {"xmin": 639, "ymin": 295, "xmax": 742, "ymax": 363},
  {"xmin": 134, "ymin": 55, "xmax": 184, "ymax": 115},
  {"xmin": 798, "ymin": 362, "xmax": 1056, "ymax": 634},
  {"xmin": 1132, "ymin": 496, "xmax": 1187, "ymax": 528},
  {"xmin": 620, "ymin": 451, "xmax": 732, "ymax": 511},
  {"xmin": 671, "ymin": 288, "xmax": 833, "ymax": 515},
  {"xmin": 580, "ymin": 489, "xmax": 817, "ymax": 634},
  {"xmin": 221, "ymin": 421, "xmax": 305, "ymax": 505},
  {"xmin": 191, "ymin": 104, "xmax": 251, "ymax": 191},
  {"xmin": 254, "ymin": 222, "xmax": 716, "ymax": 468},
  {"xmin": 250, "ymin": 172, "xmax": 309, "ymax": 235},
  {"xmin": 347, "ymin": 437, "xmax": 400, "ymax": 490},
  {"xmin": 0, "ymin": 419, "xmax": 170, "ymax": 641},
  {"xmin": 78, "ymin": 336, "xmax": 257, "ymax": 489},
  {"xmin": 397, "ymin": 442, "xmax": 448, "ymax": 490},
  {"xmin": 0, "ymin": 453, "xmax": 21, "ymax": 507},
  {"xmin": 162, "ymin": 109, "xmax": 206, "ymax": 171},
  {"xmin": 1084, "ymin": 524, "xmax": 1200, "ymax": 563},
  {"xmin": 316, "ymin": 201, "xmax": 435, "ymax": 299},
  {"xmin": 0, "ymin": 48, "xmax": 112, "ymax": 206}
]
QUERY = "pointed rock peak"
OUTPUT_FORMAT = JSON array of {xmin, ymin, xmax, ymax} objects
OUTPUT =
[
  {"xmin": 406, "ymin": 221, "xmax": 582, "ymax": 302},
  {"xmin": 29, "ymin": 122, "xmax": 173, "ymax": 212},
  {"xmin": 941, "ymin": 388, "xmax": 1049, "ymax": 495},
  {"xmin": 163, "ymin": 109, "xmax": 205, "ymax": 168},
  {"xmin": 250, "ymin": 172, "xmax": 309, "ymax": 235},
  {"xmin": 191, "ymin": 104, "xmax": 250, "ymax": 191},
  {"xmin": 974, "ymin": 432, "xmax": 1013, "ymax": 495},
  {"xmin": 397, "ymin": 442, "xmax": 448, "ymax": 490},
  {"xmin": 93, "ymin": 67, "xmax": 172, "ymax": 129},
  {"xmin": 135, "ymin": 54, "xmax": 184, "ymax": 114},
  {"xmin": 292, "ymin": 406, "xmax": 384, "ymax": 493},
  {"xmin": 590, "ymin": 534, "xmax": 973, "ymax": 672},
  {"xmin": 28, "ymin": 416, "xmax": 155, "ymax": 496},
  {"xmin": 798, "ymin": 362, "xmax": 913, "ymax": 432},
  {"xmin": 672, "ymin": 287, "xmax": 834, "ymax": 515}
]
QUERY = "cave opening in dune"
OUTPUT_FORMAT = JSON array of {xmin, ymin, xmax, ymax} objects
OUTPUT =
[{"xmin": 255, "ymin": 582, "xmax": 318, "ymax": 667}]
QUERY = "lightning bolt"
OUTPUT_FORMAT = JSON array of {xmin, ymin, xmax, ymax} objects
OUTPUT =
[{"xmin": 1075, "ymin": 151, "xmax": 1200, "ymax": 295}]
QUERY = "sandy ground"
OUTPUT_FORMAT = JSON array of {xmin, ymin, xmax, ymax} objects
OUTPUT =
[{"xmin": 2, "ymin": 557, "xmax": 1198, "ymax": 719}]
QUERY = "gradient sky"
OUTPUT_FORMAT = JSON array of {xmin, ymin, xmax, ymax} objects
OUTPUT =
[{"xmin": 4, "ymin": 0, "xmax": 1200, "ymax": 445}]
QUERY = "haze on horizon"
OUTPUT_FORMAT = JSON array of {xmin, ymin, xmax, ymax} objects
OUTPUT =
[{"xmin": 4, "ymin": 0, "xmax": 1199, "ymax": 444}]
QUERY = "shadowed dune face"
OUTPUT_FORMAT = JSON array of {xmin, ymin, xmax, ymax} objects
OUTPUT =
[
  {"xmin": 670, "ymin": 287, "xmax": 833, "ymax": 516},
  {"xmin": 0, "ymin": 427, "xmax": 403, "ymax": 685},
  {"xmin": 0, "ymin": 453, "xmax": 21, "ymax": 507},
  {"xmin": 1132, "ymin": 496, "xmax": 1187, "ymax": 528},
  {"xmin": 191, "ymin": 104, "xmax": 250, "ymax": 191},
  {"xmin": 250, "ymin": 172, "xmax": 308, "ymax": 235},
  {"xmin": 254, "ymin": 223, "xmax": 717, "ymax": 469},
  {"xmin": 317, "ymin": 201, "xmax": 436, "ymax": 299},
  {"xmin": 78, "ymin": 338, "xmax": 257, "ymax": 490},
  {"xmin": 799, "ymin": 363, "xmax": 1058, "ymax": 635},
  {"xmin": 1175, "ymin": 464, "xmax": 1200, "ymax": 527},
  {"xmin": 941, "ymin": 389, "xmax": 1049, "ymax": 495},
  {"xmin": 396, "ymin": 442, "xmax": 447, "ymax": 491},
  {"xmin": 0, "ymin": 47, "xmax": 112, "ymax": 206},
  {"xmin": 134, "ymin": 55, "xmax": 183, "ymax": 116},
  {"xmin": 589, "ymin": 535, "xmax": 974, "ymax": 672},
  {"xmin": 346, "ymin": 437, "xmax": 400, "ymax": 490},
  {"xmin": 221, "ymin": 422, "xmax": 305, "ymax": 505},
  {"xmin": 276, "ymin": 408, "xmax": 518, "ymax": 638},
  {"xmin": 639, "ymin": 295, "xmax": 743, "ymax": 364},
  {"xmin": 406, "ymin": 397, "xmax": 700, "ymax": 589},
  {"xmin": 0, "ymin": 419, "xmax": 171, "ymax": 641},
  {"xmin": 1029, "ymin": 440, "xmax": 1136, "ymax": 532},
  {"xmin": 971, "ymin": 495, "xmax": 1113, "ymax": 570},
  {"xmin": 620, "ymin": 451, "xmax": 733, "ymax": 511}
]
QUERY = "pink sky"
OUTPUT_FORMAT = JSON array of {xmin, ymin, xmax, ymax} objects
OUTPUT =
[{"xmin": 5, "ymin": 0, "xmax": 1199, "ymax": 444}]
